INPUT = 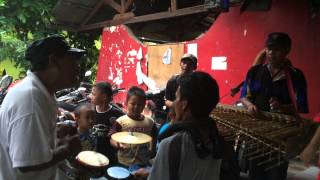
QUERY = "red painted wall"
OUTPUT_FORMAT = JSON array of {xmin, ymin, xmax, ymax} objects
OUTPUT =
[
  {"xmin": 96, "ymin": 26, "xmax": 147, "ymax": 105},
  {"xmin": 97, "ymin": 0, "xmax": 320, "ymax": 118}
]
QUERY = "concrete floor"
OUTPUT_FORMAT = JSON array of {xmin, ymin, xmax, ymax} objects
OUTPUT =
[{"xmin": 240, "ymin": 158, "xmax": 318, "ymax": 180}]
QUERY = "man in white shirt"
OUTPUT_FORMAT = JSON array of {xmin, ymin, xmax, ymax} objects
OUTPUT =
[{"xmin": 0, "ymin": 35, "xmax": 84, "ymax": 180}]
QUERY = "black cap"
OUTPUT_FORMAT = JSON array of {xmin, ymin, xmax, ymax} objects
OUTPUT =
[
  {"xmin": 26, "ymin": 35, "xmax": 85, "ymax": 70},
  {"xmin": 181, "ymin": 53, "xmax": 197, "ymax": 67},
  {"xmin": 265, "ymin": 32, "xmax": 291, "ymax": 51}
]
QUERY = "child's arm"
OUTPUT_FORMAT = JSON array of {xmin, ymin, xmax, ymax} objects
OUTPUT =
[
  {"xmin": 108, "ymin": 121, "xmax": 123, "ymax": 149},
  {"xmin": 300, "ymin": 126, "xmax": 320, "ymax": 166}
]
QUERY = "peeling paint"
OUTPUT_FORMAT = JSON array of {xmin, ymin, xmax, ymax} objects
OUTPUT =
[
  {"xmin": 109, "ymin": 26, "xmax": 117, "ymax": 33},
  {"xmin": 127, "ymin": 49, "xmax": 137, "ymax": 56},
  {"xmin": 108, "ymin": 67, "xmax": 114, "ymax": 80},
  {"xmin": 113, "ymin": 67, "xmax": 123, "ymax": 85},
  {"xmin": 127, "ymin": 49, "xmax": 137, "ymax": 64},
  {"xmin": 244, "ymin": 29, "xmax": 247, "ymax": 36},
  {"xmin": 116, "ymin": 49, "xmax": 123, "ymax": 59},
  {"xmin": 127, "ymin": 58, "xmax": 134, "ymax": 63},
  {"xmin": 137, "ymin": 47, "xmax": 143, "ymax": 60}
]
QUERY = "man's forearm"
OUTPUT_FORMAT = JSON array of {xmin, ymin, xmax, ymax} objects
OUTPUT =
[
  {"xmin": 307, "ymin": 127, "xmax": 320, "ymax": 149},
  {"xmin": 18, "ymin": 145, "xmax": 69, "ymax": 173}
]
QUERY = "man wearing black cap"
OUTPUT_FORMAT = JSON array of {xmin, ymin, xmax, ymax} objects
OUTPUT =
[
  {"xmin": 240, "ymin": 32, "xmax": 308, "ymax": 180},
  {"xmin": 0, "ymin": 35, "xmax": 84, "ymax": 180},
  {"xmin": 165, "ymin": 54, "xmax": 198, "ymax": 108}
]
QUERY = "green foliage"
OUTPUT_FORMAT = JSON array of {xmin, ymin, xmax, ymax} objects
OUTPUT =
[
  {"xmin": 0, "ymin": 0, "xmax": 100, "ymax": 78},
  {"xmin": 0, "ymin": 59, "xmax": 23, "ymax": 80}
]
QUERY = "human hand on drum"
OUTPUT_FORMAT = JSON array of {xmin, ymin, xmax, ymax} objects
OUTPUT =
[
  {"xmin": 56, "ymin": 120, "xmax": 77, "ymax": 139},
  {"xmin": 116, "ymin": 142, "xmax": 130, "ymax": 150},
  {"xmin": 57, "ymin": 134, "xmax": 82, "ymax": 157},
  {"xmin": 132, "ymin": 168, "xmax": 150, "ymax": 180}
]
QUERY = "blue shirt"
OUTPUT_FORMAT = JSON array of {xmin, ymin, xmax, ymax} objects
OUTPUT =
[{"xmin": 241, "ymin": 64, "xmax": 308, "ymax": 113}]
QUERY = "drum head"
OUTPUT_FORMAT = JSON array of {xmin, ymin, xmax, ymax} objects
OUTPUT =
[
  {"xmin": 111, "ymin": 132, "xmax": 152, "ymax": 145},
  {"xmin": 107, "ymin": 166, "xmax": 130, "ymax": 179},
  {"xmin": 76, "ymin": 151, "xmax": 109, "ymax": 167}
]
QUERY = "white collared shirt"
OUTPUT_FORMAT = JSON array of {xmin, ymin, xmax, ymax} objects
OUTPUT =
[{"xmin": 0, "ymin": 71, "xmax": 58, "ymax": 180}]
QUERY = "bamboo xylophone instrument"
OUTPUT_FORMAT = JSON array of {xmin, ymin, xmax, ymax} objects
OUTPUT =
[{"xmin": 211, "ymin": 104, "xmax": 317, "ymax": 171}]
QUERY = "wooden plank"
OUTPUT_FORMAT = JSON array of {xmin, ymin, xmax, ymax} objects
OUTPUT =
[
  {"xmin": 126, "ymin": 5, "xmax": 217, "ymax": 24},
  {"xmin": 81, "ymin": 0, "xmax": 105, "ymax": 26},
  {"xmin": 113, "ymin": 12, "xmax": 134, "ymax": 20},
  {"xmin": 124, "ymin": 0, "xmax": 133, "ymax": 12},
  {"xmin": 50, "ymin": 23, "xmax": 77, "ymax": 32},
  {"xmin": 171, "ymin": 0, "xmax": 177, "ymax": 11},
  {"xmin": 121, "ymin": 0, "xmax": 125, "ymax": 13},
  {"xmin": 79, "ymin": 4, "xmax": 219, "ymax": 31},
  {"xmin": 105, "ymin": 0, "xmax": 122, "ymax": 13},
  {"xmin": 147, "ymin": 44, "xmax": 184, "ymax": 88}
]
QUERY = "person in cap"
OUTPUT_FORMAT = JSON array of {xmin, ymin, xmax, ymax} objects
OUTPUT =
[
  {"xmin": 240, "ymin": 32, "xmax": 308, "ymax": 180},
  {"xmin": 165, "ymin": 54, "xmax": 197, "ymax": 108},
  {"xmin": 0, "ymin": 35, "xmax": 84, "ymax": 180}
]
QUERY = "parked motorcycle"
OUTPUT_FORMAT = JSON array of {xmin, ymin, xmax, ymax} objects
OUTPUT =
[{"xmin": 56, "ymin": 71, "xmax": 94, "ymax": 112}]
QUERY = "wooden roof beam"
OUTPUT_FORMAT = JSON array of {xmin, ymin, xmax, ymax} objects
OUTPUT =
[
  {"xmin": 79, "ymin": 4, "xmax": 219, "ymax": 31},
  {"xmin": 105, "ymin": 0, "xmax": 122, "ymax": 13},
  {"xmin": 171, "ymin": 0, "xmax": 177, "ymax": 11},
  {"xmin": 124, "ymin": 0, "xmax": 133, "ymax": 12},
  {"xmin": 81, "ymin": 0, "xmax": 106, "ymax": 26}
]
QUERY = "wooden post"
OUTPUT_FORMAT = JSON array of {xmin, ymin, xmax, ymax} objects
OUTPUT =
[
  {"xmin": 105, "ymin": 0, "xmax": 122, "ymax": 13},
  {"xmin": 171, "ymin": 0, "xmax": 177, "ymax": 11},
  {"xmin": 121, "ymin": 0, "xmax": 125, "ymax": 13}
]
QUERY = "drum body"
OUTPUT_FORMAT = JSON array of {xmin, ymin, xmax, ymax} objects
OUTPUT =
[
  {"xmin": 76, "ymin": 151, "xmax": 109, "ymax": 178},
  {"xmin": 90, "ymin": 177, "xmax": 108, "ymax": 180}
]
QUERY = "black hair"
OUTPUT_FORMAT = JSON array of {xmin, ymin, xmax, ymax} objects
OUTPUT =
[
  {"xmin": 94, "ymin": 82, "xmax": 113, "ymax": 98},
  {"xmin": 126, "ymin": 86, "xmax": 146, "ymax": 102},
  {"xmin": 179, "ymin": 71, "xmax": 219, "ymax": 118},
  {"xmin": 265, "ymin": 32, "xmax": 292, "ymax": 53},
  {"xmin": 74, "ymin": 103, "xmax": 95, "ymax": 118},
  {"xmin": 159, "ymin": 71, "xmax": 223, "ymax": 159}
]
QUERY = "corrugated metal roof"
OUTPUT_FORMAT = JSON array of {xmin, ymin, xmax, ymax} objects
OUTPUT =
[{"xmin": 53, "ymin": 0, "xmax": 100, "ymax": 27}]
